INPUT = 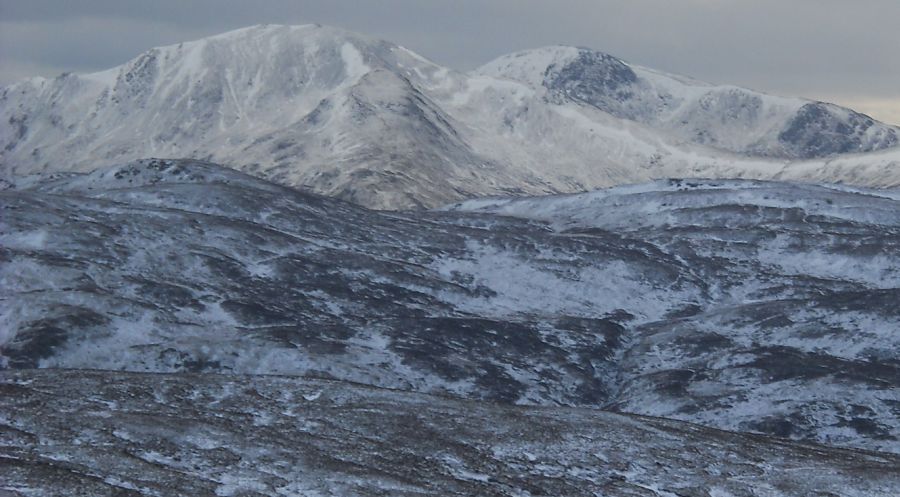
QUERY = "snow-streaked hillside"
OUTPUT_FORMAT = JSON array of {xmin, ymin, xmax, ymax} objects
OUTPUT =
[
  {"xmin": 4, "ymin": 369, "xmax": 898, "ymax": 497},
  {"xmin": 3, "ymin": 159, "xmax": 898, "ymax": 454},
  {"xmin": 450, "ymin": 179, "xmax": 900, "ymax": 451},
  {"xmin": 2, "ymin": 24, "xmax": 899, "ymax": 209}
]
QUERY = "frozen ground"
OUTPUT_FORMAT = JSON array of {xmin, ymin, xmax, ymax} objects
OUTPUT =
[
  {"xmin": 2, "ymin": 369, "xmax": 898, "ymax": 497},
  {"xmin": 2, "ymin": 159, "xmax": 898, "ymax": 457}
]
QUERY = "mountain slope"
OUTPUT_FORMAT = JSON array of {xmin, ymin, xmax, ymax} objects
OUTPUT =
[
  {"xmin": 0, "ymin": 159, "xmax": 689, "ymax": 407},
  {"xmin": 2, "ymin": 25, "xmax": 900, "ymax": 209},
  {"xmin": 3, "ymin": 369, "xmax": 898, "ymax": 497},
  {"xmin": 478, "ymin": 46, "xmax": 899, "ymax": 158},
  {"xmin": 0, "ymin": 25, "xmax": 518, "ymax": 209},
  {"xmin": 449, "ymin": 180, "xmax": 900, "ymax": 450},
  {"xmin": 3, "ymin": 159, "xmax": 898, "ymax": 454}
]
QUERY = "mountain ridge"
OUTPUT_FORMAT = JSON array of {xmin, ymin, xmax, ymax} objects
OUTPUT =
[{"xmin": 3, "ymin": 24, "xmax": 900, "ymax": 209}]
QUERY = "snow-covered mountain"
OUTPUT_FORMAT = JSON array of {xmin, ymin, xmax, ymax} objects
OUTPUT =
[
  {"xmin": 478, "ymin": 46, "xmax": 898, "ymax": 158},
  {"xmin": 2, "ymin": 24, "xmax": 899, "ymax": 209},
  {"xmin": 3, "ymin": 159, "xmax": 898, "ymax": 455}
]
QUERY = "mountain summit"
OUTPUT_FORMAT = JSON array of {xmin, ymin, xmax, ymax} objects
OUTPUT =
[
  {"xmin": 3, "ymin": 24, "xmax": 899, "ymax": 208},
  {"xmin": 479, "ymin": 45, "xmax": 898, "ymax": 158}
]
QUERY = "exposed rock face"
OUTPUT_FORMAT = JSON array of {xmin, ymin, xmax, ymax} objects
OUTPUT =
[
  {"xmin": 543, "ymin": 50, "xmax": 641, "ymax": 118},
  {"xmin": 779, "ymin": 102, "xmax": 899, "ymax": 157}
]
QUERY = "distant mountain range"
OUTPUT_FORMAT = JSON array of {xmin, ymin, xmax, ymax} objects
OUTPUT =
[{"xmin": 2, "ymin": 24, "xmax": 899, "ymax": 209}]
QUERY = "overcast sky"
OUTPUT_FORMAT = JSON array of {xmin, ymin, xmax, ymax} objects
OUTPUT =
[{"xmin": 2, "ymin": 0, "xmax": 898, "ymax": 124}]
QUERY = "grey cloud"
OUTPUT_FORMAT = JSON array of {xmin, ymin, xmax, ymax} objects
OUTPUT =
[{"xmin": 1, "ymin": 0, "xmax": 898, "ymax": 121}]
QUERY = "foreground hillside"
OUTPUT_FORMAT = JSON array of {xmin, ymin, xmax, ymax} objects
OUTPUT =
[
  {"xmin": 2, "ymin": 159, "xmax": 898, "ymax": 457},
  {"xmin": 2, "ymin": 369, "xmax": 898, "ymax": 497},
  {"xmin": 2, "ymin": 24, "xmax": 900, "ymax": 208}
]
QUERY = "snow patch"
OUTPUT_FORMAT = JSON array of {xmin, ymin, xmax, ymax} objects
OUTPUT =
[{"xmin": 340, "ymin": 42, "xmax": 370, "ymax": 81}]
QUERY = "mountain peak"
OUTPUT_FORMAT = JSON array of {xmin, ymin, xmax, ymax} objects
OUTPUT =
[
  {"xmin": 8, "ymin": 24, "xmax": 400, "ymax": 96},
  {"xmin": 160, "ymin": 23, "xmax": 367, "ymax": 47},
  {"xmin": 474, "ymin": 45, "xmax": 580, "ymax": 84},
  {"xmin": 3, "ymin": 24, "xmax": 900, "ymax": 208}
]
